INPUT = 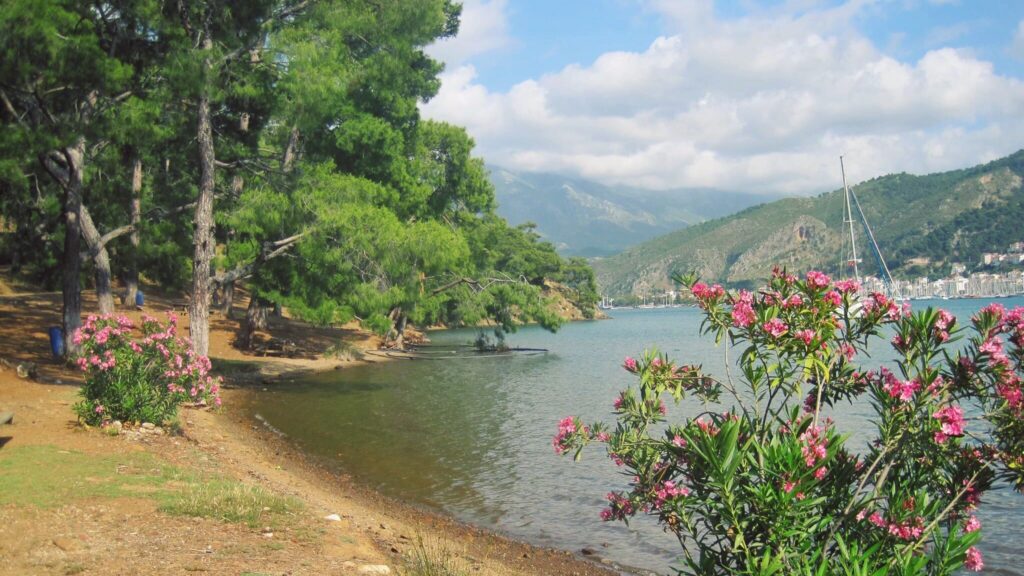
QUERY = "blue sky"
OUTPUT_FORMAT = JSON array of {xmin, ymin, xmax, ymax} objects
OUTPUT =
[{"xmin": 424, "ymin": 0, "xmax": 1024, "ymax": 195}]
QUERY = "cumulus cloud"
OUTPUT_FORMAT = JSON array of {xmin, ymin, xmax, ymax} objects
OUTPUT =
[
  {"xmin": 426, "ymin": 0, "xmax": 510, "ymax": 66},
  {"xmin": 422, "ymin": 1, "xmax": 1024, "ymax": 195}
]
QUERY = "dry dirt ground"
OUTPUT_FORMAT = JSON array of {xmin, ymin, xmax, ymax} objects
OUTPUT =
[{"xmin": 0, "ymin": 282, "xmax": 618, "ymax": 576}]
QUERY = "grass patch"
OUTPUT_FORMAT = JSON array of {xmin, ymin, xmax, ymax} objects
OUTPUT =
[
  {"xmin": 401, "ymin": 538, "xmax": 469, "ymax": 576},
  {"xmin": 0, "ymin": 445, "xmax": 179, "ymax": 507},
  {"xmin": 210, "ymin": 357, "xmax": 262, "ymax": 376},
  {"xmin": 0, "ymin": 445, "xmax": 303, "ymax": 534},
  {"xmin": 159, "ymin": 479, "xmax": 301, "ymax": 529}
]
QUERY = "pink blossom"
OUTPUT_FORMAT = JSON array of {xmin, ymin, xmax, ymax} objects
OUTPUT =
[
  {"xmin": 553, "ymin": 416, "xmax": 581, "ymax": 454},
  {"xmin": 964, "ymin": 515, "xmax": 981, "ymax": 533},
  {"xmin": 814, "ymin": 467, "xmax": 827, "ymax": 480},
  {"xmin": 652, "ymin": 480, "xmax": 690, "ymax": 508},
  {"xmin": 932, "ymin": 405, "xmax": 965, "ymax": 443},
  {"xmin": 805, "ymin": 270, "xmax": 831, "ymax": 289},
  {"xmin": 690, "ymin": 282, "xmax": 724, "ymax": 301},
  {"xmin": 762, "ymin": 318, "xmax": 788, "ymax": 338},
  {"xmin": 731, "ymin": 290, "xmax": 756, "ymax": 327},
  {"xmin": 623, "ymin": 357, "xmax": 638, "ymax": 373},
  {"xmin": 834, "ymin": 279, "xmax": 860, "ymax": 294},
  {"xmin": 936, "ymin": 310, "xmax": 955, "ymax": 331},
  {"xmin": 823, "ymin": 290, "xmax": 842, "ymax": 308},
  {"xmin": 94, "ymin": 405, "xmax": 105, "ymax": 414},
  {"xmin": 783, "ymin": 294, "xmax": 804, "ymax": 308},
  {"xmin": 671, "ymin": 434, "xmax": 687, "ymax": 448},
  {"xmin": 868, "ymin": 512, "xmax": 886, "ymax": 527},
  {"xmin": 839, "ymin": 342, "xmax": 856, "ymax": 361},
  {"xmin": 964, "ymin": 546, "xmax": 983, "ymax": 571},
  {"xmin": 793, "ymin": 329, "xmax": 815, "ymax": 346}
]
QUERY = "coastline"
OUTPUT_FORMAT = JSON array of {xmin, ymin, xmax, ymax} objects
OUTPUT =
[{"xmin": 0, "ymin": 288, "xmax": 622, "ymax": 575}]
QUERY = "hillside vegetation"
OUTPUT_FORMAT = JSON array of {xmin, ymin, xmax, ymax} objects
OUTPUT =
[{"xmin": 595, "ymin": 150, "xmax": 1024, "ymax": 296}]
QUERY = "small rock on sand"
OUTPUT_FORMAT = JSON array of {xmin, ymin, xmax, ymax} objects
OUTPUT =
[
  {"xmin": 356, "ymin": 566, "xmax": 391, "ymax": 575},
  {"xmin": 324, "ymin": 513, "xmax": 342, "ymax": 521}
]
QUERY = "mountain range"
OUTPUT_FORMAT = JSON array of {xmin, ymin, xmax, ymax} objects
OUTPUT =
[
  {"xmin": 592, "ymin": 150, "xmax": 1024, "ymax": 297},
  {"xmin": 488, "ymin": 166, "xmax": 773, "ymax": 257}
]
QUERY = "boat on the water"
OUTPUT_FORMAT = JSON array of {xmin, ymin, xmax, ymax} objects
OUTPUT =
[{"xmin": 838, "ymin": 156, "xmax": 903, "ymax": 302}]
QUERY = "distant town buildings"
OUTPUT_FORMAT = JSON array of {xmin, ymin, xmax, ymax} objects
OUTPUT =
[{"xmin": 862, "ymin": 270, "xmax": 1024, "ymax": 299}]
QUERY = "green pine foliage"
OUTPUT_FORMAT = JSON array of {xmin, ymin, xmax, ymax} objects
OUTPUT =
[{"xmin": 0, "ymin": 0, "xmax": 597, "ymax": 346}]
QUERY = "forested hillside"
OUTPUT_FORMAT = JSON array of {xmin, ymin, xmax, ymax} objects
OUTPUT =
[
  {"xmin": 0, "ymin": 0, "xmax": 598, "ymax": 354},
  {"xmin": 595, "ymin": 151, "xmax": 1024, "ymax": 296}
]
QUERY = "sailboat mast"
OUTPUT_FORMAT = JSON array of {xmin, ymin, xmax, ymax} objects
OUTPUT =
[{"xmin": 840, "ymin": 156, "xmax": 860, "ymax": 282}]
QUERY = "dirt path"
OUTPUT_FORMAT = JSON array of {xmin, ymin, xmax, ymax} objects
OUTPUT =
[{"xmin": 0, "ymin": 286, "xmax": 619, "ymax": 576}]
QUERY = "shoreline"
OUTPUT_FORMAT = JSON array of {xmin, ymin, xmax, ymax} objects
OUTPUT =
[
  {"xmin": 221, "ymin": 382, "xmax": 635, "ymax": 576},
  {"xmin": 0, "ymin": 288, "xmax": 624, "ymax": 575}
]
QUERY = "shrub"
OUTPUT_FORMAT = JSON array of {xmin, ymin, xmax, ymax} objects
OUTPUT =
[
  {"xmin": 555, "ymin": 268, "xmax": 1024, "ymax": 575},
  {"xmin": 72, "ymin": 313, "xmax": 221, "ymax": 426}
]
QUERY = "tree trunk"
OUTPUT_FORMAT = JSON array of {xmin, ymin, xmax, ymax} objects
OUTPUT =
[
  {"xmin": 219, "ymin": 281, "xmax": 235, "ymax": 316},
  {"xmin": 190, "ymin": 37, "xmax": 216, "ymax": 357},
  {"xmin": 79, "ymin": 205, "xmax": 115, "ymax": 314},
  {"xmin": 241, "ymin": 296, "xmax": 267, "ymax": 350},
  {"xmin": 394, "ymin": 313, "xmax": 408, "ymax": 350},
  {"xmin": 124, "ymin": 156, "xmax": 142, "ymax": 306},
  {"xmin": 282, "ymin": 124, "xmax": 299, "ymax": 172},
  {"xmin": 61, "ymin": 141, "xmax": 86, "ymax": 356}
]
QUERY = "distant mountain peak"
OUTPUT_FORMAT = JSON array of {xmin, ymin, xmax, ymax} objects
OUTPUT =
[{"xmin": 488, "ymin": 165, "xmax": 771, "ymax": 258}]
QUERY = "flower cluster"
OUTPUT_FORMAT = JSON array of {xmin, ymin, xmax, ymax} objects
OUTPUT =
[
  {"xmin": 72, "ymin": 313, "xmax": 222, "ymax": 426},
  {"xmin": 555, "ymin": 269, "xmax": 1024, "ymax": 576}
]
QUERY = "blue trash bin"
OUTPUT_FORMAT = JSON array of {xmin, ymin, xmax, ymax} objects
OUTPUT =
[
  {"xmin": 48, "ymin": 326, "xmax": 64, "ymax": 358},
  {"xmin": 135, "ymin": 290, "xmax": 144, "ymax": 307}
]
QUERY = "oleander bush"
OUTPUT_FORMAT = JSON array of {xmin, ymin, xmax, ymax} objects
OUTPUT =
[
  {"xmin": 556, "ymin": 268, "xmax": 1024, "ymax": 575},
  {"xmin": 72, "ymin": 313, "xmax": 221, "ymax": 426}
]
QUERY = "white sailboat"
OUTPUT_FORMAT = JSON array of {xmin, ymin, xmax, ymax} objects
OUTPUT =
[{"xmin": 838, "ymin": 156, "xmax": 903, "ymax": 301}]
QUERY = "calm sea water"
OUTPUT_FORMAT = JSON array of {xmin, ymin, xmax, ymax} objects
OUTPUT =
[{"xmin": 241, "ymin": 297, "xmax": 1024, "ymax": 575}]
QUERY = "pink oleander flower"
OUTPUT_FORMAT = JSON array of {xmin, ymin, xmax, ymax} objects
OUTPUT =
[
  {"xmin": 806, "ymin": 270, "xmax": 831, "ymax": 289},
  {"xmin": 932, "ymin": 405, "xmax": 965, "ymax": 443},
  {"xmin": 596, "ymin": 432, "xmax": 611, "ymax": 442},
  {"xmin": 94, "ymin": 405, "xmax": 105, "ymax": 414},
  {"xmin": 762, "ymin": 317, "xmax": 788, "ymax": 339},
  {"xmin": 731, "ymin": 290, "xmax": 756, "ymax": 327},
  {"xmin": 784, "ymin": 294, "xmax": 804, "ymax": 308},
  {"xmin": 834, "ymin": 279, "xmax": 860, "ymax": 294},
  {"xmin": 964, "ymin": 546, "xmax": 983, "ymax": 571},
  {"xmin": 553, "ymin": 416, "xmax": 581, "ymax": 455},
  {"xmin": 794, "ymin": 329, "xmax": 815, "ymax": 346},
  {"xmin": 690, "ymin": 282, "xmax": 724, "ymax": 301},
  {"xmin": 783, "ymin": 480, "xmax": 795, "ymax": 493},
  {"xmin": 964, "ymin": 515, "xmax": 981, "ymax": 533},
  {"xmin": 839, "ymin": 342, "xmax": 856, "ymax": 361},
  {"xmin": 814, "ymin": 467, "xmax": 827, "ymax": 480},
  {"xmin": 882, "ymin": 373, "xmax": 920, "ymax": 402},
  {"xmin": 868, "ymin": 512, "xmax": 886, "ymax": 527},
  {"xmin": 652, "ymin": 480, "xmax": 690, "ymax": 508},
  {"xmin": 823, "ymin": 290, "xmax": 842, "ymax": 308},
  {"xmin": 623, "ymin": 357, "xmax": 638, "ymax": 373},
  {"xmin": 936, "ymin": 309, "xmax": 955, "ymax": 331},
  {"xmin": 671, "ymin": 434, "xmax": 687, "ymax": 448}
]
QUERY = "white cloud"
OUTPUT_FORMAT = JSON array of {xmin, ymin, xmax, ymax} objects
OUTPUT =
[
  {"xmin": 426, "ymin": 0, "xmax": 510, "ymax": 67},
  {"xmin": 422, "ymin": 1, "xmax": 1024, "ymax": 195}
]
